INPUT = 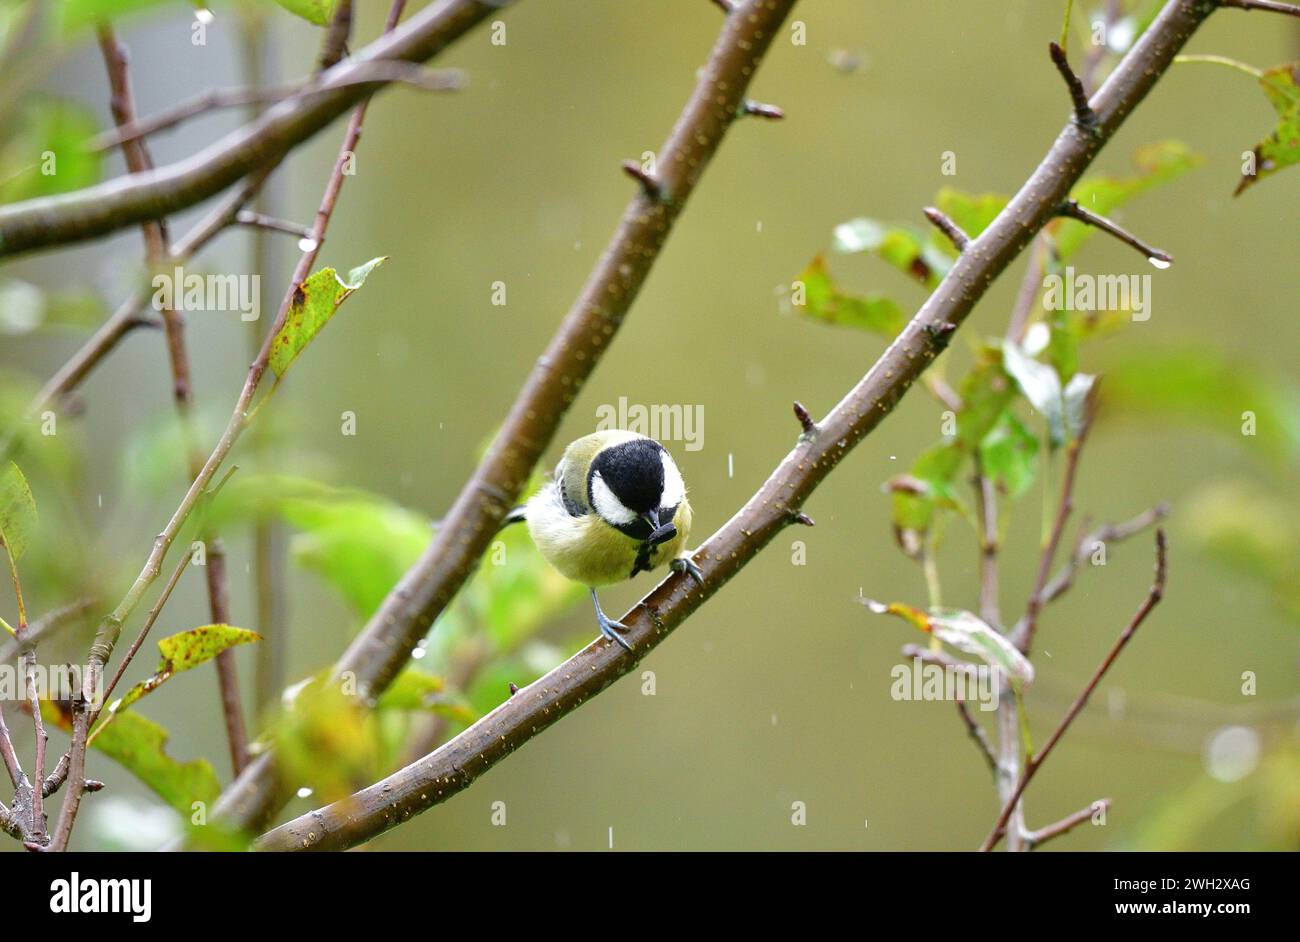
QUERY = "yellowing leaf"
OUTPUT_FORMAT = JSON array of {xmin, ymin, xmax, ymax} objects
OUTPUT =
[
  {"xmin": 1236, "ymin": 63, "xmax": 1300, "ymax": 196},
  {"xmin": 794, "ymin": 255, "xmax": 906, "ymax": 338},
  {"xmin": 269, "ymin": 257, "xmax": 386, "ymax": 379},
  {"xmin": 107, "ymin": 625, "xmax": 260, "ymax": 719},
  {"xmin": 862, "ymin": 602, "xmax": 1034, "ymax": 684}
]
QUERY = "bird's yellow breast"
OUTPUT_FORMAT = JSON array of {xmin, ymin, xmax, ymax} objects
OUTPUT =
[{"xmin": 527, "ymin": 497, "xmax": 692, "ymax": 587}]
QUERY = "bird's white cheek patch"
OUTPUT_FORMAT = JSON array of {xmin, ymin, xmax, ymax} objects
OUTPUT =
[
  {"xmin": 660, "ymin": 453, "xmax": 685, "ymax": 509},
  {"xmin": 591, "ymin": 471, "xmax": 636, "ymax": 526}
]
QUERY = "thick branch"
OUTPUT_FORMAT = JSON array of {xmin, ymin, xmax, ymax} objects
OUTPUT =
[
  {"xmin": 216, "ymin": 0, "xmax": 801, "ymax": 835},
  {"xmin": 254, "ymin": 2, "xmax": 1211, "ymax": 852},
  {"xmin": 0, "ymin": 0, "xmax": 502, "ymax": 258}
]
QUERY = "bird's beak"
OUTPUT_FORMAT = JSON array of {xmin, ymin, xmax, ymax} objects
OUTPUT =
[{"xmin": 642, "ymin": 510, "xmax": 677, "ymax": 547}]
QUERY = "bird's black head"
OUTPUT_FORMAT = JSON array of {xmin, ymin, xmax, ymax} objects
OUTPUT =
[{"xmin": 588, "ymin": 438, "xmax": 685, "ymax": 545}]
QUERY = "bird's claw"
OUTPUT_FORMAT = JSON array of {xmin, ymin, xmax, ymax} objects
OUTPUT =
[
  {"xmin": 671, "ymin": 556, "xmax": 705, "ymax": 588},
  {"xmin": 591, "ymin": 588, "xmax": 633, "ymax": 653}
]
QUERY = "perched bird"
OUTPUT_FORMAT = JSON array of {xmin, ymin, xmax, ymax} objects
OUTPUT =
[{"xmin": 509, "ymin": 430, "xmax": 703, "ymax": 652}]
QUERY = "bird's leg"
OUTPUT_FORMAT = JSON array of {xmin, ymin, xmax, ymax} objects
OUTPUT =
[
  {"xmin": 591, "ymin": 588, "xmax": 633, "ymax": 653},
  {"xmin": 670, "ymin": 554, "xmax": 705, "ymax": 588}
]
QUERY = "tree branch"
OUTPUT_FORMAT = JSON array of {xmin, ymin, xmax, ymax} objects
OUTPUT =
[
  {"xmin": 253, "ymin": 1, "xmax": 1212, "ymax": 852},
  {"xmin": 0, "ymin": 0, "xmax": 503, "ymax": 258},
  {"xmin": 980, "ymin": 530, "xmax": 1167, "ymax": 851},
  {"xmin": 215, "ymin": 0, "xmax": 802, "ymax": 836}
]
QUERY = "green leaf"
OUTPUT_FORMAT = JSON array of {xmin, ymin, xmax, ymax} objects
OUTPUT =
[
  {"xmin": 933, "ymin": 188, "xmax": 1007, "ymax": 242},
  {"xmin": 979, "ymin": 411, "xmax": 1039, "ymax": 500},
  {"xmin": 794, "ymin": 255, "xmax": 906, "ymax": 337},
  {"xmin": 1098, "ymin": 346, "xmax": 1300, "ymax": 465},
  {"xmin": 272, "ymin": 678, "xmax": 381, "ymax": 803},
  {"xmin": 1002, "ymin": 339, "xmax": 1066, "ymax": 447},
  {"xmin": 54, "ymin": 0, "xmax": 178, "ymax": 32},
  {"xmin": 887, "ymin": 442, "xmax": 964, "ymax": 552},
  {"xmin": 0, "ymin": 462, "xmax": 37, "ymax": 562},
  {"xmin": 209, "ymin": 474, "xmax": 432, "ymax": 618},
  {"xmin": 832, "ymin": 218, "xmax": 952, "ymax": 288},
  {"xmin": 0, "ymin": 98, "xmax": 102, "ymax": 202},
  {"xmin": 1055, "ymin": 140, "xmax": 1201, "ymax": 259},
  {"xmin": 41, "ymin": 701, "xmax": 219, "ymax": 813},
  {"xmin": 1236, "ymin": 63, "xmax": 1300, "ymax": 195},
  {"xmin": 273, "ymin": 0, "xmax": 339, "ymax": 26},
  {"xmin": 887, "ymin": 349, "xmax": 1014, "ymax": 552},
  {"xmin": 269, "ymin": 257, "xmax": 387, "ymax": 379},
  {"xmin": 110, "ymin": 625, "xmax": 261, "ymax": 716},
  {"xmin": 860, "ymin": 601, "xmax": 1034, "ymax": 684}
]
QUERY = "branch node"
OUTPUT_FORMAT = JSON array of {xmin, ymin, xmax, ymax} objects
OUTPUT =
[
  {"xmin": 621, "ymin": 160, "xmax": 662, "ymax": 200},
  {"xmin": 507, "ymin": 683, "xmax": 519, "ymax": 696},
  {"xmin": 741, "ymin": 100, "xmax": 785, "ymax": 120},
  {"xmin": 792, "ymin": 401, "xmax": 818, "ymax": 440},
  {"xmin": 710, "ymin": 0, "xmax": 738, "ymax": 12},
  {"xmin": 923, "ymin": 207, "xmax": 969, "ymax": 251},
  {"xmin": 1048, "ymin": 41, "xmax": 1099, "ymax": 134},
  {"xmin": 790, "ymin": 511, "xmax": 815, "ymax": 527}
]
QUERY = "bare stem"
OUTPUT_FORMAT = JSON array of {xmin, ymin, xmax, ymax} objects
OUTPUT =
[
  {"xmin": 1058, "ymin": 199, "xmax": 1173, "ymax": 264},
  {"xmin": 980, "ymin": 530, "xmax": 1167, "ymax": 852}
]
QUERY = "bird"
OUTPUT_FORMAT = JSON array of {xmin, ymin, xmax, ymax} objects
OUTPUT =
[{"xmin": 506, "ymin": 430, "xmax": 703, "ymax": 653}]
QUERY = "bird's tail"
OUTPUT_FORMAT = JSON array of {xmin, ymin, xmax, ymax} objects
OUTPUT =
[{"xmin": 500, "ymin": 505, "xmax": 528, "ymax": 529}]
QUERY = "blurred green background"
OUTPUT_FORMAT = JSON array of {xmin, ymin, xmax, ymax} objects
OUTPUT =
[{"xmin": 1, "ymin": 0, "xmax": 1298, "ymax": 851}]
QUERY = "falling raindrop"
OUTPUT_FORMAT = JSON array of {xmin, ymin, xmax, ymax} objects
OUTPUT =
[
  {"xmin": 298, "ymin": 237, "xmax": 319, "ymax": 253},
  {"xmin": 296, "ymin": 786, "xmax": 314, "ymax": 799},
  {"xmin": 412, "ymin": 647, "xmax": 426, "ymax": 660},
  {"xmin": 1148, "ymin": 256, "xmax": 1172, "ymax": 270}
]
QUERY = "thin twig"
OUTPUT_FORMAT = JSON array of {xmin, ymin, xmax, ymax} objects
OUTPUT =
[
  {"xmin": 1058, "ymin": 199, "xmax": 1172, "ymax": 264},
  {"xmin": 1048, "ymin": 40, "xmax": 1098, "ymax": 130},
  {"xmin": 87, "ymin": 62, "xmax": 464, "ymax": 154},
  {"xmin": 972, "ymin": 452, "xmax": 1000, "ymax": 628},
  {"xmin": 93, "ymin": 549, "xmax": 194, "ymax": 727},
  {"xmin": 0, "ymin": 0, "xmax": 504, "ymax": 258},
  {"xmin": 924, "ymin": 206, "xmax": 970, "ymax": 251},
  {"xmin": 235, "ymin": 211, "xmax": 315, "ymax": 241},
  {"xmin": 1016, "ymin": 396, "xmax": 1094, "ymax": 656},
  {"xmin": 980, "ymin": 530, "xmax": 1167, "ymax": 851},
  {"xmin": 97, "ymin": 23, "xmax": 250, "ymax": 776},
  {"xmin": 955, "ymin": 699, "xmax": 998, "ymax": 776},
  {"xmin": 1037, "ymin": 502, "xmax": 1170, "ymax": 607},
  {"xmin": 1024, "ymin": 798, "xmax": 1110, "ymax": 848},
  {"xmin": 1218, "ymin": 0, "xmax": 1300, "ymax": 16}
]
